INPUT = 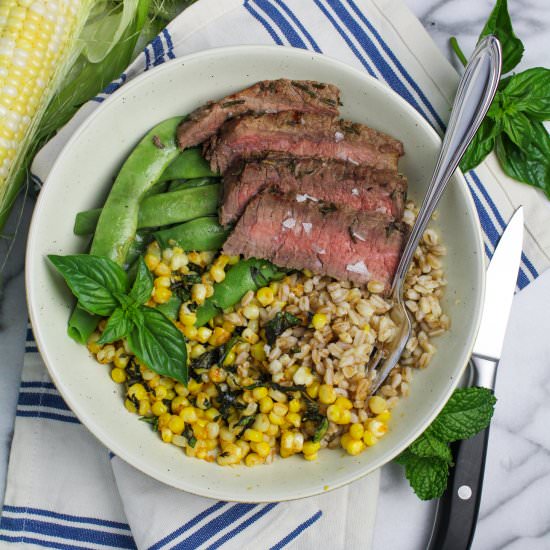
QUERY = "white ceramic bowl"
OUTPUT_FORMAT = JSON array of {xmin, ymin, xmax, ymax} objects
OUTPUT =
[{"xmin": 26, "ymin": 45, "xmax": 484, "ymax": 502}]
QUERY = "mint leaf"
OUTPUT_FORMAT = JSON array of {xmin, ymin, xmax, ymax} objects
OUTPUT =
[
  {"xmin": 501, "ymin": 67, "xmax": 550, "ymax": 120},
  {"xmin": 409, "ymin": 433, "xmax": 453, "ymax": 465},
  {"xmin": 127, "ymin": 306, "xmax": 188, "ymax": 384},
  {"xmin": 98, "ymin": 307, "xmax": 134, "ymax": 345},
  {"xmin": 129, "ymin": 256, "xmax": 154, "ymax": 305},
  {"xmin": 430, "ymin": 387, "xmax": 497, "ymax": 442},
  {"xmin": 48, "ymin": 254, "xmax": 127, "ymax": 316},
  {"xmin": 401, "ymin": 453, "xmax": 450, "ymax": 501},
  {"xmin": 479, "ymin": 0, "xmax": 524, "ymax": 74},
  {"xmin": 496, "ymin": 121, "xmax": 550, "ymax": 198}
]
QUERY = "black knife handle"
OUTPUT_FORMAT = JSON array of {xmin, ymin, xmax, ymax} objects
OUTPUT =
[{"xmin": 427, "ymin": 353, "xmax": 497, "ymax": 550}]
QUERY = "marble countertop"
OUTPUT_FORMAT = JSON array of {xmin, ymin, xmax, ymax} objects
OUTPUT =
[{"xmin": 1, "ymin": 0, "xmax": 549, "ymax": 548}]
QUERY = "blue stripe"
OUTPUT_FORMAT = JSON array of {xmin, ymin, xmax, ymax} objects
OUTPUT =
[
  {"xmin": 345, "ymin": 0, "xmax": 445, "ymax": 131},
  {"xmin": 163, "ymin": 29, "xmax": 176, "ymax": 59},
  {"xmin": 2, "ymin": 506, "xmax": 131, "ymax": 531},
  {"xmin": 144, "ymin": 45, "xmax": 152, "ymax": 70},
  {"xmin": 25, "ymin": 346, "xmax": 38, "ymax": 352},
  {"xmin": 270, "ymin": 510, "xmax": 323, "ymax": 550},
  {"xmin": 151, "ymin": 36, "xmax": 165, "ymax": 66},
  {"xmin": 206, "ymin": 503, "xmax": 278, "ymax": 549},
  {"xmin": 517, "ymin": 267, "xmax": 529, "ymax": 289},
  {"xmin": 0, "ymin": 533, "xmax": 88, "ymax": 550},
  {"xmin": 244, "ymin": 0, "xmax": 284, "ymax": 45},
  {"xmin": 173, "ymin": 504, "xmax": 257, "ymax": 549},
  {"xmin": 253, "ymin": 0, "xmax": 307, "ymax": 48},
  {"xmin": 26, "ymin": 327, "xmax": 34, "ymax": 341},
  {"xmin": 148, "ymin": 501, "xmax": 226, "ymax": 550},
  {"xmin": 469, "ymin": 170, "xmax": 506, "ymax": 228},
  {"xmin": 521, "ymin": 252, "xmax": 539, "ymax": 278},
  {"xmin": 466, "ymin": 180, "xmax": 500, "ymax": 247},
  {"xmin": 16, "ymin": 411, "xmax": 80, "ymax": 424},
  {"xmin": 18, "ymin": 391, "xmax": 70, "ymax": 412},
  {"xmin": 0, "ymin": 517, "xmax": 136, "ymax": 549},
  {"xmin": 327, "ymin": 0, "xmax": 430, "ymax": 122},
  {"xmin": 313, "ymin": 0, "xmax": 376, "ymax": 77},
  {"xmin": 91, "ymin": 96, "xmax": 104, "ymax": 103},
  {"xmin": 273, "ymin": 0, "xmax": 322, "ymax": 52},
  {"xmin": 20, "ymin": 381, "xmax": 56, "ymax": 390}
]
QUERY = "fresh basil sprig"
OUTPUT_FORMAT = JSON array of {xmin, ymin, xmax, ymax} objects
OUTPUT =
[
  {"xmin": 395, "ymin": 387, "xmax": 496, "ymax": 500},
  {"xmin": 452, "ymin": 0, "xmax": 550, "ymax": 198},
  {"xmin": 48, "ymin": 254, "xmax": 188, "ymax": 384}
]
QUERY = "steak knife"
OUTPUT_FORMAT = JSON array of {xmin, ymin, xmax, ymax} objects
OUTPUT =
[{"xmin": 427, "ymin": 206, "xmax": 524, "ymax": 550}]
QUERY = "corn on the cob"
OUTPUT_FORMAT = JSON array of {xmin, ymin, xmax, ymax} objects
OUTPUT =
[{"xmin": 0, "ymin": 0, "xmax": 92, "ymax": 226}]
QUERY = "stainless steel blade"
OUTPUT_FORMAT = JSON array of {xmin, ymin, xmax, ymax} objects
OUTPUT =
[{"xmin": 473, "ymin": 207, "xmax": 524, "ymax": 360}]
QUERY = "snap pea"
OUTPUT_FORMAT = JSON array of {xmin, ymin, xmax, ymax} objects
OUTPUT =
[
  {"xmin": 154, "ymin": 216, "xmax": 229, "ymax": 251},
  {"xmin": 159, "ymin": 147, "xmax": 216, "ymax": 181},
  {"xmin": 195, "ymin": 259, "xmax": 284, "ymax": 327},
  {"xmin": 73, "ymin": 184, "xmax": 221, "ymax": 236},
  {"xmin": 168, "ymin": 177, "xmax": 219, "ymax": 192},
  {"xmin": 156, "ymin": 295, "xmax": 182, "ymax": 320},
  {"xmin": 69, "ymin": 117, "xmax": 182, "ymax": 343}
]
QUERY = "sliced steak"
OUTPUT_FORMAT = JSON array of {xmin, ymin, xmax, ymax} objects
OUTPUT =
[
  {"xmin": 205, "ymin": 112, "xmax": 404, "ymax": 173},
  {"xmin": 223, "ymin": 191, "xmax": 407, "ymax": 291},
  {"xmin": 177, "ymin": 80, "xmax": 340, "ymax": 150},
  {"xmin": 220, "ymin": 157, "xmax": 407, "ymax": 225}
]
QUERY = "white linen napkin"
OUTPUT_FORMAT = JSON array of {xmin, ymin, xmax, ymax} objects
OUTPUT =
[{"xmin": 2, "ymin": 0, "xmax": 549, "ymax": 548}]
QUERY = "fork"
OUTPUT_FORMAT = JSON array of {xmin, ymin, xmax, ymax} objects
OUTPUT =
[{"xmin": 368, "ymin": 35, "xmax": 502, "ymax": 394}]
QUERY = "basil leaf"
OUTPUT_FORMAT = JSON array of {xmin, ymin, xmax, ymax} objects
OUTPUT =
[
  {"xmin": 98, "ymin": 307, "xmax": 134, "ymax": 345},
  {"xmin": 460, "ymin": 117, "xmax": 499, "ymax": 172},
  {"xmin": 479, "ymin": 0, "xmax": 524, "ymax": 74},
  {"xmin": 129, "ymin": 256, "xmax": 154, "ymax": 305},
  {"xmin": 127, "ymin": 306, "xmax": 188, "ymax": 385},
  {"xmin": 502, "ymin": 111, "xmax": 533, "ymax": 151},
  {"xmin": 496, "ymin": 122, "xmax": 550, "ymax": 198},
  {"xmin": 48, "ymin": 254, "xmax": 127, "ymax": 316},
  {"xmin": 501, "ymin": 67, "xmax": 550, "ymax": 120}
]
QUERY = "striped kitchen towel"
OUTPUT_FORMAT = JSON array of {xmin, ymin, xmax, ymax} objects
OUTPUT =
[{"xmin": 2, "ymin": 0, "xmax": 549, "ymax": 549}]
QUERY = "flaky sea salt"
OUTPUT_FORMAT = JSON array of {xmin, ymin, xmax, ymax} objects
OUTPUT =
[
  {"xmin": 302, "ymin": 222, "xmax": 312, "ymax": 234},
  {"xmin": 334, "ymin": 131, "xmax": 344, "ymax": 142},
  {"xmin": 312, "ymin": 244, "xmax": 326, "ymax": 255},
  {"xmin": 282, "ymin": 217, "xmax": 296, "ymax": 229},
  {"xmin": 296, "ymin": 193, "xmax": 319, "ymax": 203},
  {"xmin": 351, "ymin": 188, "xmax": 359, "ymax": 196},
  {"xmin": 346, "ymin": 260, "xmax": 370, "ymax": 275}
]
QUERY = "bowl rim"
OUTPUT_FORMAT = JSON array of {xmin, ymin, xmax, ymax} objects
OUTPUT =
[{"xmin": 26, "ymin": 44, "xmax": 485, "ymax": 501}]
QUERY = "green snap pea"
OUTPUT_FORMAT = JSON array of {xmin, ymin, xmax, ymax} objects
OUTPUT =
[
  {"xmin": 154, "ymin": 216, "xmax": 229, "ymax": 251},
  {"xmin": 168, "ymin": 177, "xmax": 220, "ymax": 192},
  {"xmin": 74, "ymin": 184, "xmax": 221, "ymax": 236},
  {"xmin": 156, "ymin": 295, "xmax": 183, "ymax": 320},
  {"xmin": 159, "ymin": 148, "xmax": 217, "ymax": 181},
  {"xmin": 195, "ymin": 259, "xmax": 284, "ymax": 327}
]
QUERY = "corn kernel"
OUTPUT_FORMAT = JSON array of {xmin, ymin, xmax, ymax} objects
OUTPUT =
[
  {"xmin": 269, "ymin": 412, "xmax": 284, "ymax": 426},
  {"xmin": 154, "ymin": 262, "xmax": 171, "ymax": 277},
  {"xmin": 306, "ymin": 380, "xmax": 319, "ymax": 399},
  {"xmin": 363, "ymin": 431, "xmax": 378, "ymax": 446},
  {"xmin": 245, "ymin": 453, "xmax": 264, "ymax": 467},
  {"xmin": 205, "ymin": 408, "xmax": 220, "ymax": 421},
  {"xmin": 182, "ymin": 325, "xmax": 198, "ymax": 340},
  {"xmin": 349, "ymin": 423, "xmax": 365, "ymax": 440},
  {"xmin": 253, "ymin": 413, "xmax": 270, "ymax": 432},
  {"xmin": 196, "ymin": 327, "xmax": 212, "ymax": 344},
  {"xmin": 158, "ymin": 412, "xmax": 172, "ymax": 429},
  {"xmin": 242, "ymin": 328, "xmax": 259, "ymax": 344},
  {"xmin": 376, "ymin": 410, "xmax": 392, "ymax": 422},
  {"xmin": 180, "ymin": 407, "xmax": 198, "ymax": 423},
  {"xmin": 210, "ymin": 265, "xmax": 226, "ymax": 283},
  {"xmin": 179, "ymin": 311, "xmax": 197, "ymax": 326},
  {"xmin": 175, "ymin": 383, "xmax": 189, "ymax": 397},
  {"xmin": 286, "ymin": 412, "xmax": 301, "ymax": 428},
  {"xmin": 191, "ymin": 284, "xmax": 207, "ymax": 304},
  {"xmin": 318, "ymin": 384, "xmax": 337, "ymax": 405},
  {"xmin": 111, "ymin": 368, "xmax": 126, "ymax": 384},
  {"xmin": 209, "ymin": 366, "xmax": 226, "ymax": 383},
  {"xmin": 161, "ymin": 428, "xmax": 173, "ymax": 443},
  {"xmin": 152, "ymin": 401, "xmax": 167, "ymax": 416},
  {"xmin": 340, "ymin": 433, "xmax": 352, "ymax": 449},
  {"xmin": 154, "ymin": 286, "xmax": 172, "ymax": 304},
  {"xmin": 252, "ymin": 387, "xmax": 268, "ymax": 400},
  {"xmin": 208, "ymin": 327, "xmax": 231, "ymax": 347},
  {"xmin": 244, "ymin": 429, "xmax": 263, "ymax": 443},
  {"xmin": 288, "ymin": 399, "xmax": 301, "ymax": 413},
  {"xmin": 337, "ymin": 409, "xmax": 352, "ymax": 425},
  {"xmin": 144, "ymin": 253, "xmax": 160, "ymax": 271},
  {"xmin": 113, "ymin": 348, "xmax": 129, "ymax": 369},
  {"xmin": 266, "ymin": 423, "xmax": 280, "ymax": 437},
  {"xmin": 128, "ymin": 383, "xmax": 147, "ymax": 401},
  {"xmin": 273, "ymin": 403, "xmax": 288, "ymax": 417},
  {"xmin": 154, "ymin": 275, "xmax": 171, "ymax": 288},
  {"xmin": 223, "ymin": 351, "xmax": 236, "ymax": 366},
  {"xmin": 138, "ymin": 400, "xmax": 151, "ymax": 416},
  {"xmin": 155, "ymin": 386, "xmax": 167, "ymax": 400},
  {"xmin": 345, "ymin": 439, "xmax": 365, "ymax": 456},
  {"xmin": 171, "ymin": 396, "xmax": 188, "ymax": 414},
  {"xmin": 366, "ymin": 419, "xmax": 387, "ymax": 438},
  {"xmin": 249, "ymin": 441, "xmax": 269, "ymax": 458},
  {"xmin": 303, "ymin": 441, "xmax": 321, "ymax": 455},
  {"xmin": 222, "ymin": 321, "xmax": 235, "ymax": 333},
  {"xmin": 293, "ymin": 366, "xmax": 314, "ymax": 386},
  {"xmin": 311, "ymin": 313, "xmax": 328, "ymax": 330},
  {"xmin": 281, "ymin": 431, "xmax": 295, "ymax": 450},
  {"xmin": 335, "ymin": 397, "xmax": 353, "ymax": 410},
  {"xmin": 256, "ymin": 287, "xmax": 274, "ymax": 306},
  {"xmin": 304, "ymin": 452, "xmax": 318, "ymax": 461},
  {"xmin": 188, "ymin": 379, "xmax": 202, "ymax": 394},
  {"xmin": 326, "ymin": 405, "xmax": 341, "ymax": 423},
  {"xmin": 190, "ymin": 344, "xmax": 206, "ymax": 359},
  {"xmin": 250, "ymin": 343, "xmax": 267, "ymax": 362},
  {"xmin": 124, "ymin": 398, "xmax": 137, "ymax": 413},
  {"xmin": 368, "ymin": 396, "xmax": 388, "ymax": 415},
  {"xmin": 168, "ymin": 416, "xmax": 185, "ymax": 435}
]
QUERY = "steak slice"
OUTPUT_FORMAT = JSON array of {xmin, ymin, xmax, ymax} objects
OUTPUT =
[
  {"xmin": 205, "ymin": 112, "xmax": 404, "ymax": 173},
  {"xmin": 223, "ymin": 191, "xmax": 407, "ymax": 291},
  {"xmin": 177, "ymin": 79, "xmax": 340, "ymax": 150},
  {"xmin": 220, "ymin": 157, "xmax": 407, "ymax": 225}
]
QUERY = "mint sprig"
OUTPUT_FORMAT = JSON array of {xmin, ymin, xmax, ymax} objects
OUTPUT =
[
  {"xmin": 395, "ymin": 387, "xmax": 496, "ymax": 500},
  {"xmin": 48, "ymin": 254, "xmax": 188, "ymax": 384},
  {"xmin": 452, "ymin": 0, "xmax": 550, "ymax": 198}
]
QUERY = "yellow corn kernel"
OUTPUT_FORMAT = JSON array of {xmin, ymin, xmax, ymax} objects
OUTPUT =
[
  {"xmin": 363, "ymin": 431, "xmax": 378, "ymax": 447},
  {"xmin": 210, "ymin": 265, "xmax": 226, "ymax": 283},
  {"xmin": 154, "ymin": 286, "xmax": 172, "ymax": 304},
  {"xmin": 253, "ymin": 413, "xmax": 270, "ymax": 433},
  {"xmin": 154, "ymin": 275, "xmax": 171, "ymax": 288},
  {"xmin": 252, "ymin": 387, "xmax": 268, "ymax": 400},
  {"xmin": 335, "ymin": 397, "xmax": 353, "ymax": 410},
  {"xmin": 266, "ymin": 423, "xmax": 279, "ymax": 437},
  {"xmin": 244, "ymin": 429, "xmax": 263, "ymax": 443},
  {"xmin": 251, "ymin": 441, "xmax": 271, "ymax": 458},
  {"xmin": 151, "ymin": 401, "xmax": 168, "ymax": 416},
  {"xmin": 154, "ymin": 262, "xmax": 171, "ymax": 277},
  {"xmin": 304, "ymin": 452, "xmax": 318, "ymax": 461},
  {"xmin": 144, "ymin": 253, "xmax": 160, "ymax": 271},
  {"xmin": 280, "ymin": 431, "xmax": 295, "ymax": 451},
  {"xmin": 236, "ymin": 440, "xmax": 250, "ymax": 458},
  {"xmin": 195, "ymin": 392, "xmax": 210, "ymax": 410},
  {"xmin": 303, "ymin": 269, "xmax": 313, "ymax": 277},
  {"xmin": 288, "ymin": 398, "xmax": 301, "ymax": 413},
  {"xmin": 256, "ymin": 287, "xmax": 274, "ymax": 306},
  {"xmin": 243, "ymin": 304, "xmax": 260, "ymax": 320},
  {"xmin": 208, "ymin": 327, "xmax": 231, "ymax": 347},
  {"xmin": 286, "ymin": 412, "xmax": 301, "ymax": 428},
  {"xmin": 190, "ymin": 344, "xmax": 206, "ymax": 359},
  {"xmin": 345, "ymin": 439, "xmax": 365, "ymax": 456},
  {"xmin": 188, "ymin": 379, "xmax": 203, "ymax": 394},
  {"xmin": 171, "ymin": 396, "xmax": 189, "ymax": 414},
  {"xmin": 376, "ymin": 410, "xmax": 392, "ymax": 422},
  {"xmin": 204, "ymin": 407, "xmax": 221, "ymax": 421},
  {"xmin": 223, "ymin": 351, "xmax": 236, "ymax": 367},
  {"xmin": 349, "ymin": 423, "xmax": 364, "ymax": 440},
  {"xmin": 86, "ymin": 332, "xmax": 101, "ymax": 354},
  {"xmin": 245, "ymin": 453, "xmax": 264, "ymax": 467},
  {"xmin": 196, "ymin": 326, "xmax": 212, "ymax": 344},
  {"xmin": 311, "ymin": 313, "xmax": 328, "ymax": 330},
  {"xmin": 205, "ymin": 283, "xmax": 214, "ymax": 298},
  {"xmin": 209, "ymin": 366, "xmax": 226, "ymax": 383},
  {"xmin": 180, "ymin": 406, "xmax": 198, "ymax": 423},
  {"xmin": 303, "ymin": 441, "xmax": 321, "ymax": 455},
  {"xmin": 250, "ymin": 343, "xmax": 266, "ymax": 362},
  {"xmin": 111, "ymin": 367, "xmax": 126, "ymax": 384},
  {"xmin": 124, "ymin": 398, "xmax": 137, "ymax": 413},
  {"xmin": 368, "ymin": 396, "xmax": 388, "ymax": 415},
  {"xmin": 306, "ymin": 380, "xmax": 319, "ymax": 399},
  {"xmin": 242, "ymin": 328, "xmax": 259, "ymax": 344},
  {"xmin": 336, "ymin": 409, "xmax": 352, "ymax": 425},
  {"xmin": 326, "ymin": 405, "xmax": 341, "ymax": 423},
  {"xmin": 138, "ymin": 400, "xmax": 151, "ymax": 416},
  {"xmin": 191, "ymin": 283, "xmax": 207, "ymax": 304},
  {"xmin": 168, "ymin": 415, "xmax": 185, "ymax": 435},
  {"xmin": 174, "ymin": 383, "xmax": 189, "ymax": 397},
  {"xmin": 182, "ymin": 325, "xmax": 198, "ymax": 340},
  {"xmin": 219, "ymin": 427, "xmax": 236, "ymax": 442},
  {"xmin": 269, "ymin": 412, "xmax": 284, "ymax": 426},
  {"xmin": 113, "ymin": 348, "xmax": 129, "ymax": 369},
  {"xmin": 318, "ymin": 384, "xmax": 337, "ymax": 405},
  {"xmin": 128, "ymin": 383, "xmax": 147, "ymax": 401},
  {"xmin": 179, "ymin": 311, "xmax": 197, "ymax": 326},
  {"xmin": 155, "ymin": 386, "xmax": 167, "ymax": 400},
  {"xmin": 161, "ymin": 428, "xmax": 173, "ymax": 443},
  {"xmin": 366, "ymin": 419, "xmax": 387, "ymax": 438},
  {"xmin": 273, "ymin": 403, "xmax": 288, "ymax": 417},
  {"xmin": 293, "ymin": 366, "xmax": 314, "ymax": 386},
  {"xmin": 158, "ymin": 413, "xmax": 171, "ymax": 429},
  {"xmin": 222, "ymin": 320, "xmax": 235, "ymax": 333},
  {"xmin": 96, "ymin": 344, "xmax": 115, "ymax": 364}
]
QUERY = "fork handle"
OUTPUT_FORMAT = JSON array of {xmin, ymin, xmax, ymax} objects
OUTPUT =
[
  {"xmin": 427, "ymin": 356, "xmax": 498, "ymax": 550},
  {"xmin": 391, "ymin": 36, "xmax": 501, "ymax": 295}
]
